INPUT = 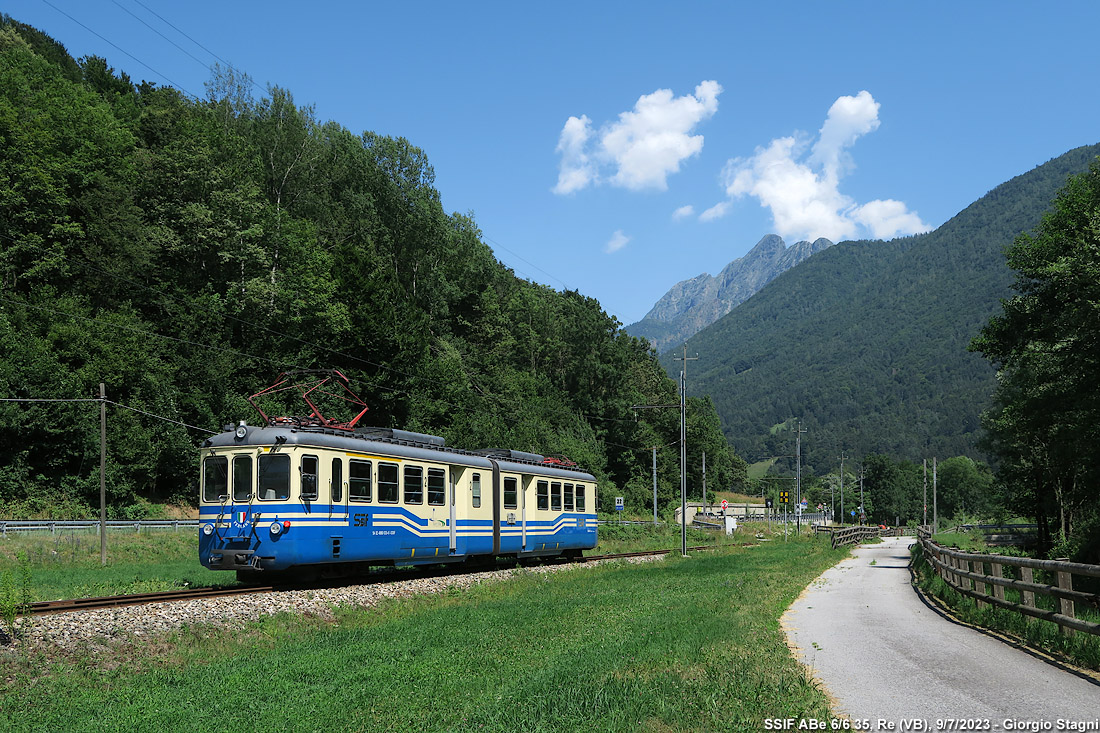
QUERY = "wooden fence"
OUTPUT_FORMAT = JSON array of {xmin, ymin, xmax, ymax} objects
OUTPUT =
[
  {"xmin": 827, "ymin": 525, "xmax": 882, "ymax": 549},
  {"xmin": 919, "ymin": 537, "xmax": 1100, "ymax": 637}
]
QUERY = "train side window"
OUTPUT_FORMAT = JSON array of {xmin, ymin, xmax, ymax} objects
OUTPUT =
[
  {"xmin": 404, "ymin": 466, "xmax": 423, "ymax": 504},
  {"xmin": 551, "ymin": 481, "xmax": 562, "ymax": 511},
  {"xmin": 258, "ymin": 454, "xmax": 290, "ymax": 500},
  {"xmin": 503, "ymin": 476, "xmax": 518, "ymax": 509},
  {"xmin": 471, "ymin": 473, "xmax": 481, "ymax": 508},
  {"xmin": 300, "ymin": 455, "xmax": 319, "ymax": 501},
  {"xmin": 203, "ymin": 456, "xmax": 228, "ymax": 502},
  {"xmin": 536, "ymin": 481, "xmax": 548, "ymax": 511},
  {"xmin": 233, "ymin": 455, "xmax": 252, "ymax": 501},
  {"xmin": 427, "ymin": 468, "xmax": 446, "ymax": 506},
  {"xmin": 378, "ymin": 462, "xmax": 400, "ymax": 501},
  {"xmin": 564, "ymin": 483, "xmax": 574, "ymax": 511},
  {"xmin": 332, "ymin": 458, "xmax": 343, "ymax": 502},
  {"xmin": 576, "ymin": 484, "xmax": 586, "ymax": 511},
  {"xmin": 350, "ymin": 459, "xmax": 372, "ymax": 502},
  {"xmin": 378, "ymin": 462, "xmax": 399, "ymax": 503}
]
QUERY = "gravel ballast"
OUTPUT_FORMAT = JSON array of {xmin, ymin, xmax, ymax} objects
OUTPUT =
[{"xmin": 9, "ymin": 556, "xmax": 663, "ymax": 655}]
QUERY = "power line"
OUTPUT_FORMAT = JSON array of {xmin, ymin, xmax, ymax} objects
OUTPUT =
[
  {"xmin": 111, "ymin": 0, "xmax": 210, "ymax": 72},
  {"xmin": 0, "ymin": 396, "xmax": 217, "ymax": 435},
  {"xmin": 125, "ymin": 0, "xmax": 268, "ymax": 94},
  {"xmin": 107, "ymin": 399, "xmax": 218, "ymax": 434},
  {"xmin": 485, "ymin": 233, "xmax": 633, "ymax": 325},
  {"xmin": 38, "ymin": 0, "xmax": 199, "ymax": 98},
  {"xmin": 129, "ymin": 0, "xmax": 262, "ymax": 92}
]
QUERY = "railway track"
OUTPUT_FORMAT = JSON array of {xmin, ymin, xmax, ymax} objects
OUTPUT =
[{"xmin": 27, "ymin": 545, "xmax": 720, "ymax": 616}]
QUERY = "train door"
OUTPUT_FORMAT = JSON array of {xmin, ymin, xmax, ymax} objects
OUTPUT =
[
  {"xmin": 488, "ymin": 459, "xmax": 501, "ymax": 555},
  {"xmin": 229, "ymin": 453, "xmax": 254, "ymax": 540},
  {"xmin": 448, "ymin": 466, "xmax": 460, "ymax": 555},
  {"xmin": 330, "ymin": 456, "xmax": 348, "ymax": 522},
  {"xmin": 499, "ymin": 471, "xmax": 522, "ymax": 554},
  {"xmin": 521, "ymin": 475, "xmax": 531, "ymax": 550}
]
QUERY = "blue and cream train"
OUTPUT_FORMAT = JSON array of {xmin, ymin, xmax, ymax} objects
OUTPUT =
[{"xmin": 198, "ymin": 422, "xmax": 598, "ymax": 580}]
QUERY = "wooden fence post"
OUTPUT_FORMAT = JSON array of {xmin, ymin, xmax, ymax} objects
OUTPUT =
[
  {"xmin": 969, "ymin": 560, "xmax": 989, "ymax": 610},
  {"xmin": 991, "ymin": 562, "xmax": 1005, "ymax": 603},
  {"xmin": 1057, "ymin": 570, "xmax": 1076, "ymax": 637},
  {"xmin": 1020, "ymin": 567, "xmax": 1035, "ymax": 608}
]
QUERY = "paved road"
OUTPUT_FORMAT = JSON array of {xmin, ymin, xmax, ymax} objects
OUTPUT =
[{"xmin": 783, "ymin": 536, "xmax": 1100, "ymax": 731}]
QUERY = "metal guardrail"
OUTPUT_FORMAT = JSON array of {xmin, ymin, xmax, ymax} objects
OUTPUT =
[
  {"xmin": 919, "ymin": 537, "xmax": 1100, "ymax": 637},
  {"xmin": 0, "ymin": 520, "xmax": 199, "ymax": 536}
]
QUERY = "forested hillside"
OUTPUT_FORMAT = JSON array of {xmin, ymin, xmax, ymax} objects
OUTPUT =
[
  {"xmin": 668, "ymin": 142, "xmax": 1100, "ymax": 473},
  {"xmin": 0, "ymin": 18, "xmax": 742, "ymax": 518}
]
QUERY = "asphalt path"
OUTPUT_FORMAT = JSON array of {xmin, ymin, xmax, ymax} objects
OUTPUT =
[{"xmin": 783, "ymin": 536, "xmax": 1100, "ymax": 731}]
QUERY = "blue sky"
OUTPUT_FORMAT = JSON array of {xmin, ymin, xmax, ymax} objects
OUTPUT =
[{"xmin": 8, "ymin": 1, "xmax": 1100, "ymax": 325}]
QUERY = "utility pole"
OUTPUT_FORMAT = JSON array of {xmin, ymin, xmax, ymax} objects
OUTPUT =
[
  {"xmin": 652, "ymin": 447, "xmax": 658, "ymax": 526},
  {"xmin": 923, "ymin": 459, "xmax": 928, "ymax": 528},
  {"xmin": 829, "ymin": 476, "xmax": 835, "ymax": 526},
  {"xmin": 100, "ymin": 382, "xmax": 107, "ymax": 566},
  {"xmin": 838, "ymin": 450, "xmax": 847, "ymax": 527},
  {"xmin": 859, "ymin": 465, "xmax": 864, "ymax": 526},
  {"xmin": 933, "ymin": 457, "xmax": 938, "ymax": 534},
  {"xmin": 702, "ymin": 451, "xmax": 707, "ymax": 516},
  {"xmin": 631, "ymin": 406, "xmax": 678, "ymax": 523},
  {"xmin": 673, "ymin": 346, "xmax": 698, "ymax": 556},
  {"xmin": 794, "ymin": 420, "xmax": 807, "ymax": 534}
]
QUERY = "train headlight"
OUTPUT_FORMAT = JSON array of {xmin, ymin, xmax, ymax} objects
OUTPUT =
[
  {"xmin": 202, "ymin": 523, "xmax": 214, "ymax": 536},
  {"xmin": 234, "ymin": 422, "xmax": 248, "ymax": 439},
  {"xmin": 270, "ymin": 521, "xmax": 282, "ymax": 535}
]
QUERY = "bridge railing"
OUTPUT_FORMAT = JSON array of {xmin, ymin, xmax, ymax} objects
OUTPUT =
[{"xmin": 919, "ymin": 537, "xmax": 1100, "ymax": 637}]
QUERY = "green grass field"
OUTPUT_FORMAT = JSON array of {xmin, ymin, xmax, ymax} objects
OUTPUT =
[
  {"xmin": 1, "ymin": 534, "xmax": 847, "ymax": 732},
  {"xmin": 0, "ymin": 530, "xmax": 230, "ymax": 601},
  {"xmin": 0, "ymin": 521, "xmax": 773, "ymax": 602}
]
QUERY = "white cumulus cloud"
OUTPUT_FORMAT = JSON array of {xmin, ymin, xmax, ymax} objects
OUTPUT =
[
  {"xmin": 672, "ymin": 205, "xmax": 695, "ymax": 220},
  {"xmin": 605, "ymin": 230, "xmax": 631, "ymax": 254},
  {"xmin": 552, "ymin": 115, "xmax": 595, "ymax": 195},
  {"xmin": 553, "ymin": 81, "xmax": 722, "ymax": 194},
  {"xmin": 699, "ymin": 201, "xmax": 731, "ymax": 222},
  {"xmin": 721, "ymin": 91, "xmax": 930, "ymax": 242}
]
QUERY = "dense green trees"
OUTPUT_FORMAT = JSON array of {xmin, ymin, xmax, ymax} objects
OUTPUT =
[
  {"xmin": 971, "ymin": 158, "xmax": 1100, "ymax": 561},
  {"xmin": 0, "ymin": 19, "xmax": 737, "ymax": 517}
]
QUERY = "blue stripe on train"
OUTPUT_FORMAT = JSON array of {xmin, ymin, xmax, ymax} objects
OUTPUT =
[{"xmin": 198, "ymin": 505, "xmax": 597, "ymax": 570}]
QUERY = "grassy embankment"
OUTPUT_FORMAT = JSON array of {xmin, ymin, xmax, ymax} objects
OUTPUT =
[
  {"xmin": 0, "ymin": 530, "xmax": 226, "ymax": 602},
  {"xmin": 1, "ymin": 528, "xmax": 845, "ymax": 732},
  {"xmin": 912, "ymin": 531, "xmax": 1100, "ymax": 672},
  {"xmin": 0, "ymin": 517, "xmax": 774, "ymax": 602}
]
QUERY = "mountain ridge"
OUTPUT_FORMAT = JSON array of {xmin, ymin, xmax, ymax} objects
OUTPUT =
[{"xmin": 626, "ymin": 234, "xmax": 833, "ymax": 351}]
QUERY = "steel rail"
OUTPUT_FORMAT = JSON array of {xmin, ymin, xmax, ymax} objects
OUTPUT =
[{"xmin": 26, "ymin": 545, "xmax": 729, "ymax": 616}]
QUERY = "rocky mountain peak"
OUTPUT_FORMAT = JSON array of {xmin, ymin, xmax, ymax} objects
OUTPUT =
[{"xmin": 626, "ymin": 235, "xmax": 834, "ymax": 351}]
